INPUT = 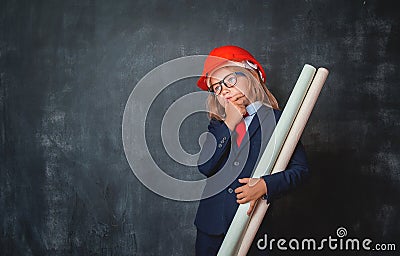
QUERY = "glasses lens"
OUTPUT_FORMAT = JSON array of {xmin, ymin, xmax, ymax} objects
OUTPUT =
[
  {"xmin": 213, "ymin": 84, "xmax": 222, "ymax": 95},
  {"xmin": 224, "ymin": 73, "xmax": 237, "ymax": 87}
]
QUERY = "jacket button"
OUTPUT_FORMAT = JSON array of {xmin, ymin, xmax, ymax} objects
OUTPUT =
[
  {"xmin": 233, "ymin": 161, "xmax": 239, "ymax": 166},
  {"xmin": 218, "ymin": 144, "xmax": 222, "ymax": 148},
  {"xmin": 228, "ymin": 188, "xmax": 233, "ymax": 193}
]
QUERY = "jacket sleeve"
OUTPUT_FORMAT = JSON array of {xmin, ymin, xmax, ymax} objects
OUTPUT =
[
  {"xmin": 261, "ymin": 139, "xmax": 310, "ymax": 202},
  {"xmin": 197, "ymin": 118, "xmax": 233, "ymax": 177}
]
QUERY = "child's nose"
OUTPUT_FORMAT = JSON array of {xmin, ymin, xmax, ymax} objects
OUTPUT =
[{"xmin": 221, "ymin": 85, "xmax": 230, "ymax": 96}]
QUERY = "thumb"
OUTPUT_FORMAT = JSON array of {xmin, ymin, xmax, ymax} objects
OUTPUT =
[{"xmin": 247, "ymin": 200, "xmax": 256, "ymax": 216}]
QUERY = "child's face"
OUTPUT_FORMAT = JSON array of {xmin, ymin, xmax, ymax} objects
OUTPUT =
[{"xmin": 208, "ymin": 67, "xmax": 251, "ymax": 108}]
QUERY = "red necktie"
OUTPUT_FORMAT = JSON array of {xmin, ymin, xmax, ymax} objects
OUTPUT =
[{"xmin": 235, "ymin": 112, "xmax": 249, "ymax": 147}]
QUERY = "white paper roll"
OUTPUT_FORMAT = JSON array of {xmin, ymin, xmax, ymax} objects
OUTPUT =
[
  {"xmin": 217, "ymin": 64, "xmax": 316, "ymax": 256},
  {"xmin": 237, "ymin": 68, "xmax": 329, "ymax": 256}
]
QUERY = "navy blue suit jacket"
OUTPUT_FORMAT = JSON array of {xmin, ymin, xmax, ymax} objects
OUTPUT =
[{"xmin": 194, "ymin": 106, "xmax": 309, "ymax": 235}]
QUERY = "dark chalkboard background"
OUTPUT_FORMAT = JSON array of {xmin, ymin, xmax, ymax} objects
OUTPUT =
[{"xmin": 1, "ymin": 0, "xmax": 399, "ymax": 255}]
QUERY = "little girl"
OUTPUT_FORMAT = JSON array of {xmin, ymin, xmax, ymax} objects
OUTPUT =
[{"xmin": 194, "ymin": 45, "xmax": 309, "ymax": 256}]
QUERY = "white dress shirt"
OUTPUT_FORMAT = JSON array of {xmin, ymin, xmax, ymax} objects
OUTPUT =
[{"xmin": 244, "ymin": 101, "xmax": 263, "ymax": 130}]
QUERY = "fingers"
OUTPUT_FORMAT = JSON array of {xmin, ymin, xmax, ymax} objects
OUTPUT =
[
  {"xmin": 234, "ymin": 179, "xmax": 250, "ymax": 194},
  {"xmin": 238, "ymin": 178, "xmax": 250, "ymax": 184},
  {"xmin": 236, "ymin": 187, "xmax": 248, "ymax": 203},
  {"xmin": 227, "ymin": 102, "xmax": 246, "ymax": 116},
  {"xmin": 247, "ymin": 200, "xmax": 256, "ymax": 216},
  {"xmin": 234, "ymin": 184, "xmax": 245, "ymax": 194},
  {"xmin": 223, "ymin": 101, "xmax": 245, "ymax": 131},
  {"xmin": 235, "ymin": 186, "xmax": 247, "ymax": 202},
  {"xmin": 230, "ymin": 94, "xmax": 247, "ymax": 109},
  {"xmin": 237, "ymin": 196, "xmax": 248, "ymax": 204},
  {"xmin": 226, "ymin": 98, "xmax": 243, "ymax": 111},
  {"xmin": 225, "ymin": 95, "xmax": 247, "ymax": 118},
  {"xmin": 229, "ymin": 93, "xmax": 245, "ymax": 102},
  {"xmin": 225, "ymin": 98, "xmax": 241, "ymax": 113},
  {"xmin": 236, "ymin": 192, "xmax": 245, "ymax": 200},
  {"xmin": 235, "ymin": 179, "xmax": 265, "ymax": 205},
  {"xmin": 228, "ymin": 92, "xmax": 244, "ymax": 99},
  {"xmin": 235, "ymin": 179, "xmax": 249, "ymax": 202},
  {"xmin": 232, "ymin": 97, "xmax": 246, "ymax": 107}
]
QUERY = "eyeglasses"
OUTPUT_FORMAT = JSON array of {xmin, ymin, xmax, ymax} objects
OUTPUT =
[{"xmin": 207, "ymin": 72, "xmax": 246, "ymax": 95}]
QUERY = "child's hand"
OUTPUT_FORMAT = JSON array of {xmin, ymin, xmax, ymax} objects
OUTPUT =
[
  {"xmin": 223, "ymin": 93, "xmax": 248, "ymax": 131},
  {"xmin": 235, "ymin": 178, "xmax": 268, "ymax": 215},
  {"xmin": 229, "ymin": 92, "xmax": 250, "ymax": 108}
]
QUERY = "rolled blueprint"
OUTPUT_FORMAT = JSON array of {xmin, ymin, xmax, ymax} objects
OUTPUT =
[
  {"xmin": 237, "ymin": 68, "xmax": 329, "ymax": 256},
  {"xmin": 217, "ymin": 64, "xmax": 316, "ymax": 256}
]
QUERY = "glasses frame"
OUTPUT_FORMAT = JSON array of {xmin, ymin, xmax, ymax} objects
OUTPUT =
[{"xmin": 207, "ymin": 71, "xmax": 246, "ymax": 95}]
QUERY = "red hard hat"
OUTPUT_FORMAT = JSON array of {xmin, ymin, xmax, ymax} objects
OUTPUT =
[{"xmin": 197, "ymin": 45, "xmax": 266, "ymax": 91}]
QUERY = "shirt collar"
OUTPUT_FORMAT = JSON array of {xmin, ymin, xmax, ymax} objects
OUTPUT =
[{"xmin": 246, "ymin": 101, "xmax": 263, "ymax": 116}]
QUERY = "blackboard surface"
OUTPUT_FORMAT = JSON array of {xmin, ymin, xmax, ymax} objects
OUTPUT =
[{"xmin": 1, "ymin": 0, "xmax": 399, "ymax": 255}]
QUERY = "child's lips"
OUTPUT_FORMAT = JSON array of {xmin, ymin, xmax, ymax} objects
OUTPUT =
[{"xmin": 225, "ymin": 94, "xmax": 241, "ymax": 101}]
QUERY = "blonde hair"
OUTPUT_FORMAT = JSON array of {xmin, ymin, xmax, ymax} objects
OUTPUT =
[{"xmin": 206, "ymin": 66, "xmax": 279, "ymax": 120}]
